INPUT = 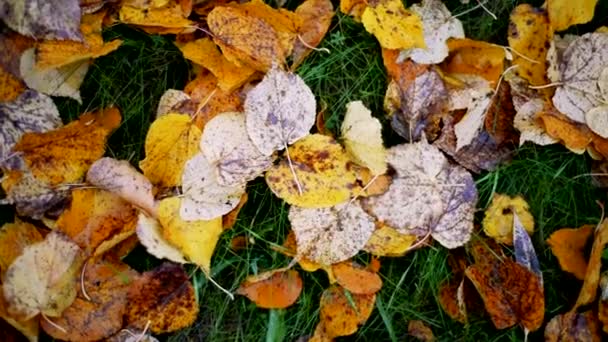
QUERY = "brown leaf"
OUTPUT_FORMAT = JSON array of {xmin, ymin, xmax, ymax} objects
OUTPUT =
[
  {"xmin": 545, "ymin": 311, "xmax": 601, "ymax": 342},
  {"xmin": 547, "ymin": 225, "xmax": 594, "ymax": 280},
  {"xmin": 574, "ymin": 219, "xmax": 608, "ymax": 308},
  {"xmin": 408, "ymin": 320, "xmax": 435, "ymax": 341},
  {"xmin": 438, "ymin": 280, "xmax": 467, "ymax": 323},
  {"xmin": 237, "ymin": 269, "xmax": 303, "ymax": 309},
  {"xmin": 332, "ymin": 261, "xmax": 382, "ymax": 295},
  {"xmin": 125, "ymin": 263, "xmax": 198, "ymax": 334},
  {"xmin": 291, "ymin": 0, "xmax": 334, "ymax": 68}
]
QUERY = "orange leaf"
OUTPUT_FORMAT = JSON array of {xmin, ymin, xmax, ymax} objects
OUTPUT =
[
  {"xmin": 438, "ymin": 280, "xmax": 467, "ymax": 323},
  {"xmin": 332, "ymin": 261, "xmax": 382, "ymax": 295},
  {"xmin": 339, "ymin": 0, "xmax": 367, "ymax": 21},
  {"xmin": 314, "ymin": 285, "xmax": 375, "ymax": 339},
  {"xmin": 442, "ymin": 38, "xmax": 505, "ymax": 86},
  {"xmin": 237, "ymin": 269, "xmax": 303, "ymax": 309},
  {"xmin": 574, "ymin": 219, "xmax": 608, "ymax": 308},
  {"xmin": 546, "ymin": 225, "xmax": 594, "ymax": 280},
  {"xmin": 538, "ymin": 110, "xmax": 592, "ymax": 154},
  {"xmin": 291, "ymin": 0, "xmax": 334, "ymax": 68},
  {"xmin": 0, "ymin": 67, "xmax": 25, "ymax": 102}
]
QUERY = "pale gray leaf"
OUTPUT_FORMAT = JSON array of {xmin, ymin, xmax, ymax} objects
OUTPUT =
[{"xmin": 0, "ymin": 0, "xmax": 83, "ymax": 40}]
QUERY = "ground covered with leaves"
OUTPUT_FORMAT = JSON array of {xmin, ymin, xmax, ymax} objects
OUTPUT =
[{"xmin": 1, "ymin": 0, "xmax": 608, "ymax": 341}]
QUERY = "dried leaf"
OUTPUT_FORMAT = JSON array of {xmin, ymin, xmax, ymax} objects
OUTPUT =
[
  {"xmin": 245, "ymin": 66, "xmax": 316, "ymax": 156},
  {"xmin": 0, "ymin": 0, "xmax": 82, "ymax": 40},
  {"xmin": 184, "ymin": 71, "xmax": 242, "ymax": 128},
  {"xmin": 482, "ymin": 194, "xmax": 534, "ymax": 245},
  {"xmin": 288, "ymin": 201, "xmax": 375, "ymax": 265},
  {"xmin": 339, "ymin": 0, "xmax": 367, "ymax": 21},
  {"xmin": 0, "ymin": 67, "xmax": 25, "ymax": 102},
  {"xmin": 451, "ymin": 76, "xmax": 494, "ymax": 151},
  {"xmin": 547, "ymin": 0, "xmax": 599, "ymax": 32},
  {"xmin": 156, "ymin": 89, "xmax": 191, "ymax": 118},
  {"xmin": 3, "ymin": 232, "xmax": 83, "ymax": 320},
  {"xmin": 119, "ymin": 0, "xmax": 193, "ymax": 34},
  {"xmin": 125, "ymin": 263, "xmax": 198, "ymax": 334},
  {"xmin": 222, "ymin": 192, "xmax": 248, "ymax": 230},
  {"xmin": 291, "ymin": 0, "xmax": 334, "ymax": 68},
  {"xmin": 332, "ymin": 261, "xmax": 382, "ymax": 294},
  {"xmin": 314, "ymin": 285, "xmax": 375, "ymax": 339},
  {"xmin": 362, "ymin": 223, "xmax": 417, "ymax": 257},
  {"xmin": 136, "ymin": 213, "xmax": 188, "ymax": 264},
  {"xmin": 341, "ymin": 101, "xmax": 387, "ymax": 175},
  {"xmin": 361, "ymin": 0, "xmax": 424, "ymax": 50},
  {"xmin": 545, "ymin": 311, "xmax": 601, "ymax": 342},
  {"xmin": 514, "ymin": 98, "xmax": 558, "ymax": 146},
  {"xmin": 586, "ymin": 105, "xmax": 608, "ymax": 139},
  {"xmin": 181, "ymin": 153, "xmax": 246, "ymax": 220},
  {"xmin": 575, "ymin": 219, "xmax": 608, "ymax": 308},
  {"xmin": 237, "ymin": 269, "xmax": 303, "ymax": 309},
  {"xmin": 442, "ymin": 38, "xmax": 505, "ymax": 86},
  {"xmin": 265, "ymin": 134, "xmax": 357, "ymax": 208},
  {"xmin": 0, "ymin": 219, "xmax": 43, "ymax": 276},
  {"xmin": 0, "ymin": 286, "xmax": 39, "ymax": 342},
  {"xmin": 513, "ymin": 212, "xmax": 542, "ymax": 282},
  {"xmin": 546, "ymin": 225, "xmax": 594, "ymax": 280},
  {"xmin": 438, "ymin": 280, "xmax": 467, "ymax": 323},
  {"xmin": 408, "ymin": 320, "xmax": 435, "ymax": 342}
]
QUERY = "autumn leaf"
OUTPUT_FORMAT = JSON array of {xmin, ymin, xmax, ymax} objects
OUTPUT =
[
  {"xmin": 482, "ymin": 194, "xmax": 534, "ymax": 245},
  {"xmin": 332, "ymin": 261, "xmax": 382, "ymax": 295},
  {"xmin": 124, "ymin": 262, "xmax": 198, "ymax": 334},
  {"xmin": 547, "ymin": 0, "xmax": 599, "ymax": 32},
  {"xmin": 288, "ymin": 201, "xmax": 375, "ymax": 265},
  {"xmin": 245, "ymin": 66, "xmax": 316, "ymax": 156},
  {"xmin": 0, "ymin": 0, "xmax": 83, "ymax": 40},
  {"xmin": 574, "ymin": 219, "xmax": 608, "ymax": 308},
  {"xmin": 408, "ymin": 320, "xmax": 435, "ymax": 342},
  {"xmin": 361, "ymin": 0, "xmax": 424, "ymax": 50},
  {"xmin": 223, "ymin": 192, "xmax": 248, "ymax": 230},
  {"xmin": 546, "ymin": 224, "xmax": 594, "ymax": 280},
  {"xmin": 362, "ymin": 223, "xmax": 417, "ymax": 257},
  {"xmin": 184, "ymin": 71, "xmax": 243, "ymax": 128},
  {"xmin": 237, "ymin": 269, "xmax": 303, "ymax": 309},
  {"xmin": 119, "ymin": 0, "xmax": 194, "ymax": 34},
  {"xmin": 339, "ymin": 0, "xmax": 368, "ymax": 21},
  {"xmin": 265, "ymin": 134, "xmax": 357, "ymax": 208},
  {"xmin": 513, "ymin": 212, "xmax": 542, "ymax": 283},
  {"xmin": 438, "ymin": 280, "xmax": 468, "ymax": 323},
  {"xmin": 545, "ymin": 311, "xmax": 601, "ymax": 342},
  {"xmin": 156, "ymin": 89, "xmax": 191, "ymax": 118},
  {"xmin": 513, "ymin": 97, "xmax": 557, "ymax": 147},
  {"xmin": 139, "ymin": 113, "xmax": 201, "ymax": 188},
  {"xmin": 291, "ymin": 0, "xmax": 334, "ymax": 68},
  {"xmin": 0, "ymin": 67, "xmax": 25, "ymax": 102},
  {"xmin": 0, "ymin": 219, "xmax": 43, "ymax": 276},
  {"xmin": 450, "ymin": 75, "xmax": 494, "ymax": 151},
  {"xmin": 0, "ymin": 285, "xmax": 39, "ymax": 342},
  {"xmin": 442, "ymin": 38, "xmax": 506, "ymax": 86},
  {"xmin": 136, "ymin": 213, "xmax": 188, "ymax": 264},
  {"xmin": 3, "ymin": 231, "xmax": 83, "ymax": 320}
]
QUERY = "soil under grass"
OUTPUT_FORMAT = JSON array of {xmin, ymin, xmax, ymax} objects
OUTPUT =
[{"xmin": 4, "ymin": 0, "xmax": 608, "ymax": 341}]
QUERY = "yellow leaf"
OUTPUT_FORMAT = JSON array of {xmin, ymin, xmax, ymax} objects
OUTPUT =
[
  {"xmin": 363, "ymin": 223, "xmax": 417, "ymax": 257},
  {"xmin": 159, "ymin": 197, "xmax": 223, "ymax": 274},
  {"xmin": 547, "ymin": 0, "xmax": 598, "ymax": 32},
  {"xmin": 482, "ymin": 193, "xmax": 534, "ymax": 245},
  {"xmin": 341, "ymin": 101, "xmax": 387, "ymax": 175},
  {"xmin": 177, "ymin": 38, "xmax": 257, "ymax": 92},
  {"xmin": 265, "ymin": 134, "xmax": 357, "ymax": 208},
  {"xmin": 361, "ymin": 0, "xmax": 424, "ymax": 50},
  {"xmin": 139, "ymin": 113, "xmax": 201, "ymax": 188},
  {"xmin": 0, "ymin": 67, "xmax": 25, "ymax": 102},
  {"xmin": 119, "ymin": 0, "xmax": 194, "ymax": 34},
  {"xmin": 340, "ymin": 0, "xmax": 368, "ymax": 21}
]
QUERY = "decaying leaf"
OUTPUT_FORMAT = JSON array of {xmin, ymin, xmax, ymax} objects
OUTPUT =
[
  {"xmin": 482, "ymin": 194, "xmax": 534, "ymax": 245},
  {"xmin": 86, "ymin": 157, "xmax": 157, "ymax": 217},
  {"xmin": 514, "ymin": 98, "xmax": 558, "ymax": 146},
  {"xmin": 139, "ymin": 113, "xmax": 201, "ymax": 188},
  {"xmin": 136, "ymin": 213, "xmax": 188, "ymax": 264},
  {"xmin": 408, "ymin": 320, "xmax": 435, "ymax": 342},
  {"xmin": 184, "ymin": 71, "xmax": 243, "ymax": 128},
  {"xmin": 341, "ymin": 101, "xmax": 387, "ymax": 175},
  {"xmin": 450, "ymin": 76, "xmax": 494, "ymax": 151},
  {"xmin": 362, "ymin": 223, "xmax": 417, "ymax": 257},
  {"xmin": 442, "ymin": 38, "xmax": 506, "ymax": 85},
  {"xmin": 41, "ymin": 258, "xmax": 138, "ymax": 341},
  {"xmin": 265, "ymin": 134, "xmax": 357, "ymax": 208},
  {"xmin": 332, "ymin": 261, "xmax": 382, "ymax": 294},
  {"xmin": 0, "ymin": 284, "xmax": 39, "ymax": 342},
  {"xmin": 181, "ymin": 153, "xmax": 246, "ymax": 221},
  {"xmin": 156, "ymin": 89, "xmax": 191, "ymax": 118},
  {"xmin": 245, "ymin": 66, "xmax": 316, "ymax": 156},
  {"xmin": 159, "ymin": 197, "xmax": 223, "ymax": 274},
  {"xmin": 547, "ymin": 0, "xmax": 599, "ymax": 32},
  {"xmin": 545, "ymin": 311, "xmax": 601, "ymax": 342},
  {"xmin": 0, "ymin": 219, "xmax": 43, "ymax": 276},
  {"xmin": 288, "ymin": 201, "xmax": 375, "ymax": 265},
  {"xmin": 575, "ymin": 219, "xmax": 608, "ymax": 308},
  {"xmin": 119, "ymin": 0, "xmax": 194, "ymax": 34},
  {"xmin": 125, "ymin": 262, "xmax": 198, "ymax": 334},
  {"xmin": 0, "ymin": 0, "xmax": 83, "ymax": 40},
  {"xmin": 438, "ymin": 280, "xmax": 468, "ymax": 323},
  {"xmin": 200, "ymin": 112, "xmax": 273, "ymax": 186},
  {"xmin": 361, "ymin": 0, "xmax": 424, "ymax": 50},
  {"xmin": 0, "ymin": 66, "xmax": 25, "ymax": 102},
  {"xmin": 401, "ymin": 0, "xmax": 464, "ymax": 64},
  {"xmin": 291, "ymin": 0, "xmax": 334, "ymax": 68},
  {"xmin": 0, "ymin": 89, "xmax": 62, "ymax": 160},
  {"xmin": 3, "ymin": 231, "xmax": 83, "ymax": 320},
  {"xmin": 513, "ymin": 212, "xmax": 542, "ymax": 282},
  {"xmin": 546, "ymin": 224, "xmax": 594, "ymax": 280},
  {"xmin": 237, "ymin": 269, "xmax": 303, "ymax": 309},
  {"xmin": 339, "ymin": 0, "xmax": 367, "ymax": 21}
]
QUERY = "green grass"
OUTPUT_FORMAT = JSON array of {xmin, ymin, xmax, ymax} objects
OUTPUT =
[{"xmin": 16, "ymin": 0, "xmax": 608, "ymax": 341}]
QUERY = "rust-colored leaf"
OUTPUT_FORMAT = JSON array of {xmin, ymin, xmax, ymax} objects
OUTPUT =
[
  {"xmin": 314, "ymin": 285, "xmax": 375, "ymax": 339},
  {"xmin": 546, "ymin": 225, "xmax": 594, "ymax": 280},
  {"xmin": 237, "ymin": 269, "xmax": 302, "ymax": 309},
  {"xmin": 545, "ymin": 311, "xmax": 601, "ymax": 342},
  {"xmin": 331, "ymin": 261, "xmax": 382, "ymax": 295}
]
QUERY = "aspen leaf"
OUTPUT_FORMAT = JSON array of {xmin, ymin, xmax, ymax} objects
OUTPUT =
[
  {"xmin": 0, "ymin": 0, "xmax": 82, "ymax": 41},
  {"xmin": 361, "ymin": 0, "xmax": 424, "ymax": 50},
  {"xmin": 408, "ymin": 320, "xmax": 435, "ymax": 342},
  {"xmin": 443, "ymin": 38, "xmax": 506, "ymax": 86},
  {"xmin": 362, "ymin": 223, "xmax": 417, "ymax": 257},
  {"xmin": 0, "ymin": 219, "xmax": 43, "ymax": 277},
  {"xmin": 183, "ymin": 71, "xmax": 242, "ymax": 128},
  {"xmin": 56, "ymin": 188, "xmax": 138, "ymax": 256},
  {"xmin": 546, "ymin": 225, "xmax": 594, "ymax": 280},
  {"xmin": 200, "ymin": 112, "xmax": 273, "ymax": 186},
  {"xmin": 332, "ymin": 261, "xmax": 382, "ymax": 295},
  {"xmin": 86, "ymin": 157, "xmax": 157, "ymax": 217},
  {"xmin": 0, "ymin": 89, "xmax": 61, "ymax": 160},
  {"xmin": 341, "ymin": 101, "xmax": 387, "ymax": 175},
  {"xmin": 40, "ymin": 258, "xmax": 138, "ymax": 341},
  {"xmin": 482, "ymin": 194, "xmax": 534, "ymax": 245},
  {"xmin": 288, "ymin": 201, "xmax": 375, "ymax": 265},
  {"xmin": 156, "ymin": 89, "xmax": 191, "ymax": 118},
  {"xmin": 291, "ymin": 0, "xmax": 334, "ymax": 68},
  {"xmin": 438, "ymin": 280, "xmax": 467, "ymax": 323},
  {"xmin": 547, "ymin": 0, "xmax": 599, "ymax": 32},
  {"xmin": 513, "ymin": 212, "xmax": 542, "ymax": 283},
  {"xmin": 237, "ymin": 269, "xmax": 303, "ymax": 309},
  {"xmin": 180, "ymin": 153, "xmax": 246, "ymax": 221},
  {"xmin": 139, "ymin": 113, "xmax": 201, "ymax": 188},
  {"xmin": 0, "ymin": 284, "xmax": 39, "ymax": 342},
  {"xmin": 277, "ymin": 230, "xmax": 326, "ymax": 274},
  {"xmin": 119, "ymin": 0, "xmax": 194, "ymax": 34},
  {"xmin": 125, "ymin": 263, "xmax": 198, "ymax": 334},
  {"xmin": 245, "ymin": 66, "xmax": 316, "ymax": 156},
  {"xmin": 136, "ymin": 213, "xmax": 188, "ymax": 264},
  {"xmin": 402, "ymin": 0, "xmax": 464, "ymax": 64},
  {"xmin": 158, "ymin": 197, "xmax": 222, "ymax": 274},
  {"xmin": 552, "ymin": 33, "xmax": 608, "ymax": 124},
  {"xmin": 177, "ymin": 38, "xmax": 256, "ymax": 92},
  {"xmin": 451, "ymin": 76, "xmax": 494, "ymax": 151},
  {"xmin": 3, "ymin": 232, "xmax": 83, "ymax": 320},
  {"xmin": 314, "ymin": 285, "xmax": 375, "ymax": 339},
  {"xmin": 586, "ymin": 105, "xmax": 608, "ymax": 138},
  {"xmin": 339, "ymin": 0, "xmax": 367, "ymax": 21}
]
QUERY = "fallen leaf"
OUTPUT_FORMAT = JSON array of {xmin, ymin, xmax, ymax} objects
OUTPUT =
[
  {"xmin": 332, "ymin": 261, "xmax": 382, "ymax": 294},
  {"xmin": 291, "ymin": 0, "xmax": 334, "ymax": 68},
  {"xmin": 547, "ymin": 0, "xmax": 599, "ymax": 32},
  {"xmin": 136, "ymin": 213, "xmax": 188, "ymax": 264},
  {"xmin": 314, "ymin": 285, "xmax": 375, "ymax": 339},
  {"xmin": 401, "ymin": 0, "xmax": 464, "ymax": 64},
  {"xmin": 86, "ymin": 157, "xmax": 157, "ymax": 217},
  {"xmin": 183, "ymin": 71, "xmax": 242, "ymax": 128},
  {"xmin": 3, "ymin": 231, "xmax": 83, "ymax": 320},
  {"xmin": 438, "ymin": 280, "xmax": 467, "ymax": 323},
  {"xmin": 237, "ymin": 269, "xmax": 303, "ymax": 309},
  {"xmin": 341, "ymin": 101, "xmax": 387, "ymax": 175},
  {"xmin": 200, "ymin": 112, "xmax": 273, "ymax": 186},
  {"xmin": 538, "ymin": 110, "xmax": 592, "ymax": 154},
  {"xmin": 339, "ymin": 0, "xmax": 367, "ymax": 21},
  {"xmin": 40, "ymin": 258, "xmax": 138, "ymax": 341},
  {"xmin": 139, "ymin": 113, "xmax": 201, "ymax": 188},
  {"xmin": 277, "ymin": 230, "xmax": 326, "ymax": 274},
  {"xmin": 0, "ymin": 89, "xmax": 62, "ymax": 160},
  {"xmin": 0, "ymin": 287, "xmax": 39, "ymax": 342},
  {"xmin": 575, "ymin": 219, "xmax": 608, "ymax": 308},
  {"xmin": 586, "ymin": 105, "xmax": 608, "ymax": 139},
  {"xmin": 362, "ymin": 223, "xmax": 417, "ymax": 257},
  {"xmin": 514, "ymin": 98, "xmax": 558, "ymax": 146},
  {"xmin": 288, "ymin": 201, "xmax": 375, "ymax": 265},
  {"xmin": 546, "ymin": 225, "xmax": 594, "ymax": 280},
  {"xmin": 0, "ymin": 67, "xmax": 25, "ymax": 102},
  {"xmin": 408, "ymin": 320, "xmax": 435, "ymax": 341},
  {"xmin": 361, "ymin": 0, "xmax": 424, "ymax": 50},
  {"xmin": 245, "ymin": 66, "xmax": 316, "ymax": 156},
  {"xmin": 159, "ymin": 197, "xmax": 223, "ymax": 274},
  {"xmin": 545, "ymin": 311, "xmax": 601, "ymax": 342},
  {"xmin": 0, "ymin": 219, "xmax": 43, "ymax": 276},
  {"xmin": 451, "ymin": 76, "xmax": 494, "ymax": 151},
  {"xmin": 265, "ymin": 134, "xmax": 357, "ymax": 208},
  {"xmin": 56, "ymin": 188, "xmax": 137, "ymax": 256},
  {"xmin": 0, "ymin": 0, "xmax": 82, "ymax": 40},
  {"xmin": 119, "ymin": 0, "xmax": 193, "ymax": 34},
  {"xmin": 482, "ymin": 194, "xmax": 534, "ymax": 245},
  {"xmin": 156, "ymin": 89, "xmax": 191, "ymax": 118},
  {"xmin": 513, "ymin": 212, "xmax": 542, "ymax": 282},
  {"xmin": 125, "ymin": 262, "xmax": 199, "ymax": 334},
  {"xmin": 442, "ymin": 38, "xmax": 506, "ymax": 86}
]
